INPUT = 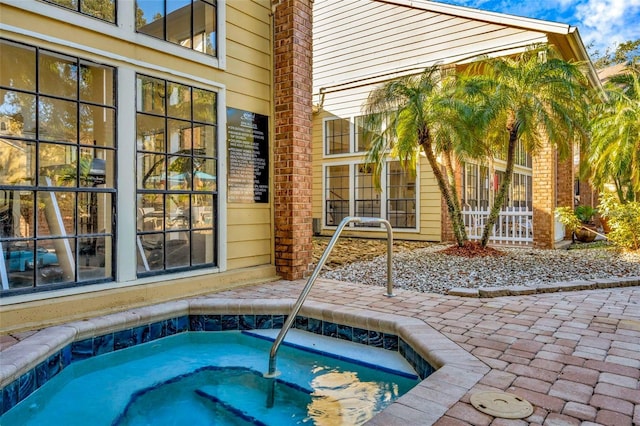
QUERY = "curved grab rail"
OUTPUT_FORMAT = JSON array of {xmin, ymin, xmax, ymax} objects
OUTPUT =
[{"xmin": 265, "ymin": 216, "xmax": 394, "ymax": 407}]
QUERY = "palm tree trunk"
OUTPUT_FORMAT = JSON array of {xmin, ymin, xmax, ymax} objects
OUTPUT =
[
  {"xmin": 443, "ymin": 149, "xmax": 468, "ymax": 241},
  {"xmin": 421, "ymin": 140, "xmax": 468, "ymax": 246},
  {"xmin": 481, "ymin": 128, "xmax": 517, "ymax": 246}
]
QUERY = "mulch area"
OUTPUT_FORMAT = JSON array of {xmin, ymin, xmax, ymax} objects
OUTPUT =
[
  {"xmin": 312, "ymin": 236, "xmax": 433, "ymax": 268},
  {"xmin": 312, "ymin": 237, "xmax": 504, "ymax": 268}
]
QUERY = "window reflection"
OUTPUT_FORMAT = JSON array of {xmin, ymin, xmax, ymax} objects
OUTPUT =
[
  {"xmin": 136, "ymin": 0, "xmax": 217, "ymax": 57},
  {"xmin": 44, "ymin": 0, "xmax": 116, "ymax": 23},
  {"xmin": 0, "ymin": 39, "xmax": 116, "ymax": 293},
  {"xmin": 136, "ymin": 74, "xmax": 217, "ymax": 275}
]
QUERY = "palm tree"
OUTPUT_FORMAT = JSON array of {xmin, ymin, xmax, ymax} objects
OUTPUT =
[
  {"xmin": 584, "ymin": 63, "xmax": 639, "ymax": 202},
  {"xmin": 362, "ymin": 65, "xmax": 481, "ymax": 246},
  {"xmin": 465, "ymin": 45, "xmax": 590, "ymax": 246}
]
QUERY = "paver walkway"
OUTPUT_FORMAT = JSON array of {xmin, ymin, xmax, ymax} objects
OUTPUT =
[{"xmin": 216, "ymin": 279, "xmax": 640, "ymax": 425}]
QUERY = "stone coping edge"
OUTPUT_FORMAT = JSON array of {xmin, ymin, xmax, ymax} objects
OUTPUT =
[
  {"xmin": 447, "ymin": 276, "xmax": 640, "ymax": 298},
  {"xmin": 0, "ymin": 297, "xmax": 489, "ymax": 424}
]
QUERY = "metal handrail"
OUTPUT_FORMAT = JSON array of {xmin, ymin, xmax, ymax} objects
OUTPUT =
[{"xmin": 265, "ymin": 216, "xmax": 394, "ymax": 407}]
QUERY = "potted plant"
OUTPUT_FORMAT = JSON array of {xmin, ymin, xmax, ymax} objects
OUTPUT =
[{"xmin": 555, "ymin": 205, "xmax": 599, "ymax": 242}]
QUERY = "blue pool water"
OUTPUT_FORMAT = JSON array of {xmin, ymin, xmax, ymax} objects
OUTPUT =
[{"xmin": 2, "ymin": 331, "xmax": 420, "ymax": 425}]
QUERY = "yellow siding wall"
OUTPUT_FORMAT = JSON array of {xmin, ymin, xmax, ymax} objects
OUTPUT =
[
  {"xmin": 1, "ymin": 1, "xmax": 274, "ymax": 272},
  {"xmin": 225, "ymin": 1, "xmax": 273, "ymax": 269},
  {"xmin": 0, "ymin": 0, "xmax": 275, "ymax": 331}
]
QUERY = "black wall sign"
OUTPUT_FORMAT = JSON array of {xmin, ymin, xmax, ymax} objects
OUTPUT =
[{"xmin": 227, "ymin": 108, "xmax": 269, "ymax": 203}]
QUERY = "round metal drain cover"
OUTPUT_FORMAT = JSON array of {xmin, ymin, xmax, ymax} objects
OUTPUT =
[{"xmin": 470, "ymin": 391, "xmax": 533, "ymax": 419}]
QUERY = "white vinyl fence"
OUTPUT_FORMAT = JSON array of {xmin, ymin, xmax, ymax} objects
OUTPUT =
[{"xmin": 462, "ymin": 207, "xmax": 533, "ymax": 244}]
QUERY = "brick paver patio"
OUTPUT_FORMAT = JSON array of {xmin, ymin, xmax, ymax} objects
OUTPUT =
[
  {"xmin": 2, "ymin": 279, "xmax": 638, "ymax": 425},
  {"xmin": 216, "ymin": 279, "xmax": 640, "ymax": 425}
]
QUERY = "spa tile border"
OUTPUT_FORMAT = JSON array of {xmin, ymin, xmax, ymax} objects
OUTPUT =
[
  {"xmin": 0, "ymin": 298, "xmax": 479, "ymax": 418},
  {"xmin": 0, "ymin": 296, "xmax": 489, "ymax": 425}
]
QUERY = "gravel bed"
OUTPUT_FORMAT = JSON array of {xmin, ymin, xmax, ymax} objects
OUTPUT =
[{"xmin": 320, "ymin": 244, "xmax": 640, "ymax": 294}]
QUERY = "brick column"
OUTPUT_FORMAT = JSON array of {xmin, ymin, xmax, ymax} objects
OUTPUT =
[
  {"xmin": 532, "ymin": 141, "xmax": 556, "ymax": 248},
  {"xmin": 273, "ymin": 0, "xmax": 313, "ymax": 280}
]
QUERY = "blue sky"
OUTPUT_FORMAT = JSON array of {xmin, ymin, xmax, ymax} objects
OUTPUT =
[{"xmin": 434, "ymin": 0, "xmax": 640, "ymax": 54}]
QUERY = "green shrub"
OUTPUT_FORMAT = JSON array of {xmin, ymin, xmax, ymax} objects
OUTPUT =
[{"xmin": 598, "ymin": 193, "xmax": 640, "ymax": 251}]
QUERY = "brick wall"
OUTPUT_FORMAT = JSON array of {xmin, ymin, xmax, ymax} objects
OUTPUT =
[{"xmin": 273, "ymin": 0, "xmax": 313, "ymax": 280}]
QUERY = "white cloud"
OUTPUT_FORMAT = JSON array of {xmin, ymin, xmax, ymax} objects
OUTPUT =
[{"xmin": 576, "ymin": 0, "xmax": 640, "ymax": 49}]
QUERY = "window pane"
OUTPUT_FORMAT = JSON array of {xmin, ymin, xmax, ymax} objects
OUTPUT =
[
  {"xmin": 195, "ymin": 159, "xmax": 216, "ymax": 192},
  {"xmin": 167, "ymin": 82, "xmax": 191, "ymax": 119},
  {"xmin": 39, "ymin": 97, "xmax": 77, "ymax": 143},
  {"xmin": 39, "ymin": 51, "xmax": 77, "ymax": 99},
  {"xmin": 37, "ymin": 191, "xmax": 76, "ymax": 237},
  {"xmin": 80, "ymin": 104, "xmax": 115, "ymax": 148},
  {"xmin": 138, "ymin": 153, "xmax": 166, "ymax": 189},
  {"xmin": 168, "ymin": 119, "xmax": 192, "ymax": 154},
  {"xmin": 193, "ymin": 124, "xmax": 216, "ymax": 155},
  {"xmin": 137, "ymin": 232, "xmax": 164, "ymax": 272},
  {"xmin": 0, "ymin": 140, "xmax": 36, "ymax": 185},
  {"xmin": 193, "ymin": 88, "xmax": 216, "ymax": 123},
  {"xmin": 325, "ymin": 118, "xmax": 350, "ymax": 155},
  {"xmin": 137, "ymin": 75, "xmax": 165, "ymax": 115},
  {"xmin": 325, "ymin": 165, "xmax": 349, "ymax": 225},
  {"xmin": 80, "ymin": 61, "xmax": 115, "ymax": 105},
  {"xmin": 39, "ymin": 143, "xmax": 78, "ymax": 187},
  {"xmin": 166, "ymin": 194, "xmax": 189, "ymax": 230},
  {"xmin": 137, "ymin": 114, "xmax": 165, "ymax": 152},
  {"xmin": 80, "ymin": 0, "xmax": 116, "ymax": 22},
  {"xmin": 355, "ymin": 163, "xmax": 380, "ymax": 222},
  {"xmin": 0, "ymin": 191, "xmax": 35, "ymax": 238},
  {"xmin": 136, "ymin": 0, "xmax": 165, "ymax": 38},
  {"xmin": 78, "ymin": 236, "xmax": 111, "ymax": 281},
  {"xmin": 165, "ymin": 233, "xmax": 190, "ymax": 268},
  {"xmin": 78, "ymin": 192, "xmax": 112, "ymax": 234},
  {"xmin": 191, "ymin": 194, "xmax": 213, "ymax": 228},
  {"xmin": 193, "ymin": 1, "xmax": 216, "ymax": 55},
  {"xmin": 36, "ymin": 238, "xmax": 74, "ymax": 286},
  {"xmin": 166, "ymin": 0, "xmax": 192, "ymax": 48},
  {"xmin": 167, "ymin": 155, "xmax": 191, "ymax": 189},
  {"xmin": 192, "ymin": 229, "xmax": 214, "ymax": 265},
  {"xmin": 79, "ymin": 147, "xmax": 114, "ymax": 188},
  {"xmin": 0, "ymin": 40, "xmax": 36, "ymax": 91},
  {"xmin": 355, "ymin": 115, "xmax": 378, "ymax": 153},
  {"xmin": 0, "ymin": 90, "xmax": 37, "ymax": 138}
]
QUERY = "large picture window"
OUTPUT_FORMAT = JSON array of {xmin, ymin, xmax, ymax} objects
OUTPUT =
[
  {"xmin": 0, "ymin": 39, "xmax": 116, "ymax": 294},
  {"xmin": 136, "ymin": 0, "xmax": 217, "ymax": 56},
  {"xmin": 136, "ymin": 74, "xmax": 217, "ymax": 275},
  {"xmin": 463, "ymin": 162, "xmax": 532, "ymax": 211},
  {"xmin": 324, "ymin": 162, "xmax": 416, "ymax": 229}
]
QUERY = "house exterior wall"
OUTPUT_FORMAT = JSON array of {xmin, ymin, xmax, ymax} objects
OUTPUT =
[
  {"xmin": 312, "ymin": 0, "xmax": 550, "ymax": 242},
  {"xmin": 312, "ymin": 0, "xmax": 594, "ymax": 246},
  {"xmin": 0, "ymin": 0, "xmax": 283, "ymax": 332}
]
